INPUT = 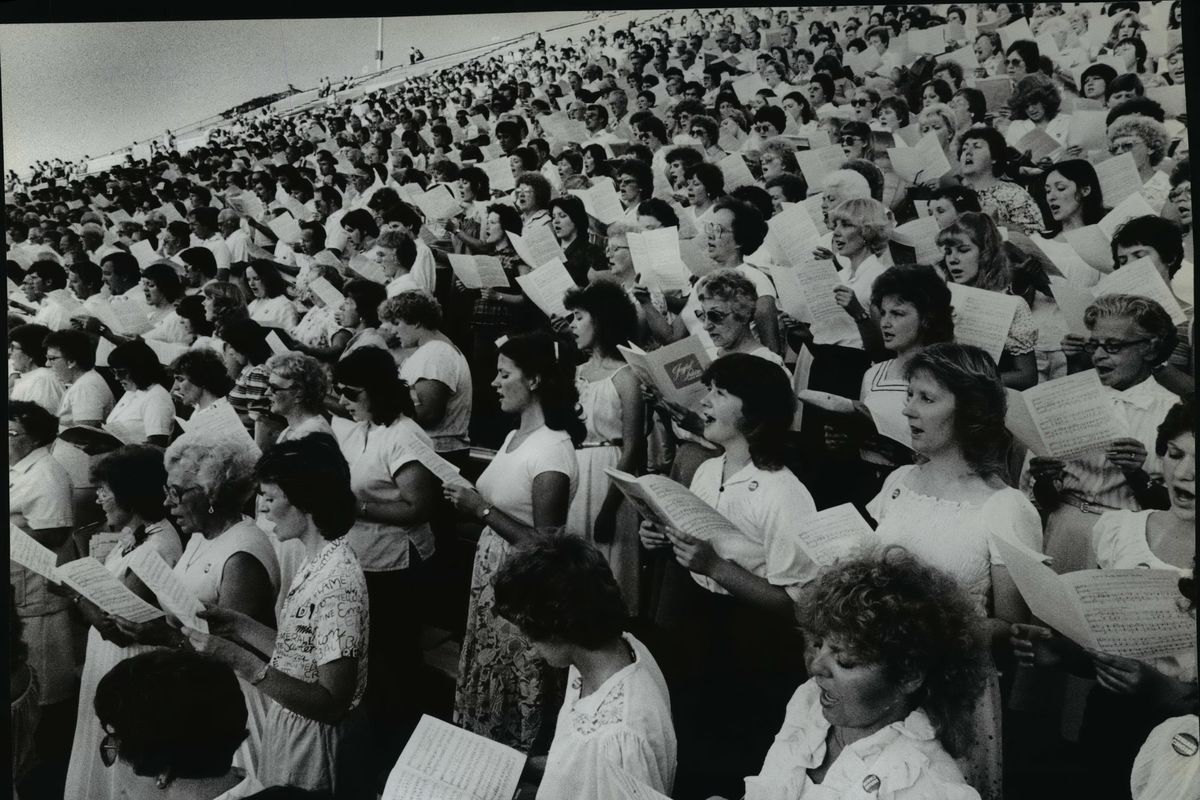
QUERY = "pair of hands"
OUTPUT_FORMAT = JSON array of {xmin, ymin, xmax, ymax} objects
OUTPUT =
[
  {"xmin": 1028, "ymin": 437, "xmax": 1148, "ymax": 480},
  {"xmin": 1009, "ymin": 623, "xmax": 1162, "ymax": 696},
  {"xmin": 643, "ymin": 384, "xmax": 704, "ymax": 436},
  {"xmin": 443, "ymin": 483, "xmax": 487, "ymax": 520},
  {"xmin": 639, "ymin": 519, "xmax": 720, "ymax": 575}
]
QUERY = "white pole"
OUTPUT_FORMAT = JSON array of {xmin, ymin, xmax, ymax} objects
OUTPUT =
[{"xmin": 376, "ymin": 18, "xmax": 384, "ymax": 72}]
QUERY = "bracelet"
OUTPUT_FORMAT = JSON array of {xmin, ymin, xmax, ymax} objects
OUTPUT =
[{"xmin": 249, "ymin": 661, "xmax": 270, "ymax": 686}]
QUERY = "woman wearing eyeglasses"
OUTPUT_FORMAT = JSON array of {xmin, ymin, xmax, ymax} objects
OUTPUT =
[
  {"xmin": 1106, "ymin": 115, "xmax": 1173, "ymax": 212},
  {"xmin": 1030, "ymin": 295, "xmax": 1181, "ymax": 574},
  {"xmin": 63, "ymin": 445, "xmax": 183, "ymax": 800},
  {"xmin": 330, "ymin": 345, "xmax": 438, "ymax": 770}
]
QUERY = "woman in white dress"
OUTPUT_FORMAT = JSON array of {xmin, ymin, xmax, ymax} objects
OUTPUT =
[
  {"xmin": 188, "ymin": 433, "xmax": 368, "ymax": 794},
  {"xmin": 444, "ymin": 331, "xmax": 583, "ymax": 751},
  {"xmin": 169, "ymin": 348, "xmax": 236, "ymax": 432},
  {"xmin": 139, "ymin": 262, "xmax": 190, "ymax": 344},
  {"xmin": 63, "ymin": 446, "xmax": 183, "ymax": 800},
  {"xmin": 867, "ymin": 343, "xmax": 1044, "ymax": 800},
  {"xmin": 493, "ymin": 535, "xmax": 676, "ymax": 800},
  {"xmin": 711, "ymin": 548, "xmax": 986, "ymax": 800},
  {"xmin": 9, "ymin": 323, "xmax": 64, "ymax": 414},
  {"xmin": 244, "ymin": 260, "xmax": 299, "ymax": 331},
  {"xmin": 114, "ymin": 438, "xmax": 280, "ymax": 783},
  {"xmin": 564, "ymin": 282, "xmax": 645, "ymax": 613}
]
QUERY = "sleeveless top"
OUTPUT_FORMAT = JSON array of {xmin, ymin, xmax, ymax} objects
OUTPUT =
[{"xmin": 577, "ymin": 365, "xmax": 626, "ymax": 446}]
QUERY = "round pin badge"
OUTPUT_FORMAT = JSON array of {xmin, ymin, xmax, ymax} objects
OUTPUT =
[
  {"xmin": 862, "ymin": 774, "xmax": 881, "ymax": 793},
  {"xmin": 1172, "ymin": 732, "xmax": 1199, "ymax": 757},
  {"xmin": 891, "ymin": 488, "xmax": 901, "ymax": 499},
  {"xmin": 748, "ymin": 480, "xmax": 759, "ymax": 492}
]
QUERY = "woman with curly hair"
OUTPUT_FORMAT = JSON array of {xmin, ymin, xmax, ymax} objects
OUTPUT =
[
  {"xmin": 1106, "ymin": 114, "xmax": 1173, "ymax": 211},
  {"xmin": 715, "ymin": 547, "xmax": 989, "ymax": 800},
  {"xmin": 936, "ymin": 212, "xmax": 1039, "ymax": 388},
  {"xmin": 1005, "ymin": 74, "xmax": 1070, "ymax": 153},
  {"xmin": 563, "ymin": 281, "xmax": 644, "ymax": 612},
  {"xmin": 867, "ymin": 343, "xmax": 1042, "ymax": 800},
  {"xmin": 957, "ymin": 126, "xmax": 1044, "ymax": 236}
]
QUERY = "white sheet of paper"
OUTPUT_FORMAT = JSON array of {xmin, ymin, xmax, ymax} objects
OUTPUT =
[
  {"xmin": 10, "ymin": 526, "xmax": 60, "ymax": 581},
  {"xmin": 1097, "ymin": 192, "xmax": 1157, "ymax": 241},
  {"xmin": 947, "ymin": 283, "xmax": 1022, "ymax": 362},
  {"xmin": 998, "ymin": 16, "xmax": 1034, "ymax": 50},
  {"xmin": 177, "ymin": 400, "xmax": 260, "ymax": 458},
  {"xmin": 447, "ymin": 255, "xmax": 510, "ymax": 289},
  {"xmin": 628, "ymin": 227, "xmax": 692, "ymax": 294},
  {"xmin": 1066, "ymin": 110, "xmax": 1109, "ymax": 152},
  {"xmin": 718, "ymin": 152, "xmax": 755, "ymax": 192},
  {"xmin": 268, "ymin": 213, "xmax": 303, "ymax": 245},
  {"xmin": 507, "ymin": 225, "xmax": 564, "ymax": 270},
  {"xmin": 55, "ymin": 557, "xmax": 164, "ymax": 624},
  {"xmin": 93, "ymin": 299, "xmax": 154, "ymax": 337},
  {"xmin": 891, "ymin": 217, "xmax": 943, "ymax": 265},
  {"xmin": 731, "ymin": 73, "xmax": 770, "ymax": 103},
  {"xmin": 1063, "ymin": 225, "xmax": 1114, "ymax": 272},
  {"xmin": 1094, "ymin": 257, "xmax": 1188, "ymax": 325},
  {"xmin": 1093, "ymin": 153, "xmax": 1142, "ymax": 206},
  {"xmin": 795, "ymin": 504, "xmax": 872, "ymax": 567},
  {"xmin": 794, "ymin": 145, "xmax": 846, "ymax": 190},
  {"xmin": 939, "ymin": 44, "xmax": 980, "ymax": 72},
  {"xmin": 888, "ymin": 133, "xmax": 952, "ymax": 184},
  {"xmin": 1008, "ymin": 370, "xmax": 1126, "ymax": 459},
  {"xmin": 265, "ymin": 330, "xmax": 292, "ymax": 355},
  {"xmin": 1049, "ymin": 278, "xmax": 1097, "ymax": 337},
  {"xmin": 126, "ymin": 547, "xmax": 208, "ymax": 631},
  {"xmin": 382, "ymin": 715, "xmax": 525, "ymax": 800},
  {"xmin": 308, "ymin": 277, "xmax": 346, "ymax": 310},
  {"xmin": 130, "ymin": 239, "xmax": 160, "ymax": 268},
  {"xmin": 479, "ymin": 158, "xmax": 516, "ymax": 193},
  {"xmin": 569, "ymin": 181, "xmax": 625, "ymax": 225},
  {"xmin": 88, "ymin": 532, "xmax": 125, "ymax": 563},
  {"xmin": 515, "ymin": 259, "xmax": 576, "ymax": 319},
  {"xmin": 617, "ymin": 335, "xmax": 711, "ymax": 409},
  {"xmin": 788, "ymin": 252, "xmax": 860, "ymax": 345}
]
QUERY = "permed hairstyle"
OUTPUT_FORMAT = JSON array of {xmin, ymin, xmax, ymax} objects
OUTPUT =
[
  {"xmin": 701, "ymin": 352, "xmax": 797, "ymax": 470},
  {"xmin": 493, "ymin": 533, "xmax": 627, "ymax": 649},
  {"xmin": 796, "ymin": 545, "xmax": 988, "ymax": 758},
  {"xmin": 171, "ymin": 349, "xmax": 235, "ymax": 397},
  {"xmin": 829, "ymin": 198, "xmax": 894, "ymax": 255},
  {"xmin": 903, "ymin": 343, "xmax": 1010, "ymax": 476},
  {"xmin": 563, "ymin": 280, "xmax": 638, "ymax": 357},
  {"xmin": 869, "ymin": 264, "xmax": 955, "ymax": 346},
  {"xmin": 497, "ymin": 331, "xmax": 586, "ymax": 447},
  {"xmin": 94, "ymin": 650, "xmax": 248, "ymax": 779},
  {"xmin": 1084, "ymin": 294, "xmax": 1178, "ymax": 366},
  {"xmin": 91, "ymin": 444, "xmax": 169, "ymax": 522},
  {"xmin": 163, "ymin": 438, "xmax": 260, "ymax": 515},
  {"xmin": 264, "ymin": 352, "xmax": 329, "ymax": 414},
  {"xmin": 255, "ymin": 433, "xmax": 356, "ymax": 540}
]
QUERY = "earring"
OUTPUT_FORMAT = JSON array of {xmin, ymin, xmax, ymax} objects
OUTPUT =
[
  {"xmin": 156, "ymin": 773, "xmax": 172, "ymax": 790},
  {"xmin": 207, "ymin": 503, "xmax": 215, "ymax": 515}
]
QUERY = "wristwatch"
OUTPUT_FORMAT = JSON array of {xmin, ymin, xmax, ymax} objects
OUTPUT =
[
  {"xmin": 249, "ymin": 662, "xmax": 270, "ymax": 686},
  {"xmin": 480, "ymin": 506, "xmax": 493, "ymax": 522}
]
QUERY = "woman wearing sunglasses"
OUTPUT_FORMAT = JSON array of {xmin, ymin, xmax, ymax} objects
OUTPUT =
[
  {"xmin": 1031, "ymin": 295, "xmax": 1181, "ymax": 574},
  {"xmin": 330, "ymin": 345, "xmax": 438, "ymax": 771}
]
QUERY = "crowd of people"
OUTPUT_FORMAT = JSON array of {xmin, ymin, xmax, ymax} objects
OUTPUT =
[{"xmin": 6, "ymin": 3, "xmax": 1197, "ymax": 800}]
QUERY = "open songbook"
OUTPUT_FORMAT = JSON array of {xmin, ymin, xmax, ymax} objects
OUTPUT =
[
  {"xmin": 606, "ymin": 470, "xmax": 870, "ymax": 567},
  {"xmin": 58, "ymin": 423, "xmax": 138, "ymax": 456},
  {"xmin": 10, "ymin": 526, "xmax": 164, "ymax": 624},
  {"xmin": 616, "ymin": 337, "xmax": 711, "ymax": 410},
  {"xmin": 382, "ymin": 715, "xmax": 525, "ymax": 800},
  {"xmin": 1004, "ymin": 370, "xmax": 1127, "ymax": 460},
  {"xmin": 994, "ymin": 537, "xmax": 1194, "ymax": 661}
]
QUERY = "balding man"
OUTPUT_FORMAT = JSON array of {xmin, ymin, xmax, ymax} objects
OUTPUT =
[{"xmin": 218, "ymin": 208, "xmax": 251, "ymax": 264}]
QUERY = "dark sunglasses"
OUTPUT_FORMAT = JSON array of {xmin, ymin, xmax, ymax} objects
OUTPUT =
[{"xmin": 336, "ymin": 384, "xmax": 364, "ymax": 400}]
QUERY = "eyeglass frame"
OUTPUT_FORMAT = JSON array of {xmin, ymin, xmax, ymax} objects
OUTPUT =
[
  {"xmin": 1082, "ymin": 337, "xmax": 1155, "ymax": 355},
  {"xmin": 99, "ymin": 732, "xmax": 120, "ymax": 768}
]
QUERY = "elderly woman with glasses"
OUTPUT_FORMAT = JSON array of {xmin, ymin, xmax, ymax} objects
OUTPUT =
[
  {"xmin": 63, "ymin": 445, "xmax": 183, "ymax": 800},
  {"xmin": 1106, "ymin": 114, "xmax": 1173, "ymax": 210},
  {"xmin": 699, "ymin": 197, "xmax": 781, "ymax": 355},
  {"xmin": 331, "ymin": 346, "xmax": 439, "ymax": 770},
  {"xmin": 9, "ymin": 323, "xmax": 63, "ymax": 414},
  {"xmin": 1030, "ymin": 295, "xmax": 1182, "ymax": 574}
]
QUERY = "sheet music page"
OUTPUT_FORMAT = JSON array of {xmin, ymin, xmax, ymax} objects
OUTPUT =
[
  {"xmin": 1097, "ymin": 193, "xmax": 1157, "ymax": 240},
  {"xmin": 89, "ymin": 532, "xmax": 126, "ymax": 564},
  {"xmin": 766, "ymin": 205, "xmax": 821, "ymax": 268},
  {"xmin": 479, "ymin": 158, "xmax": 516, "ymax": 193},
  {"xmin": 794, "ymin": 145, "xmax": 846, "ymax": 190},
  {"xmin": 1047, "ymin": 277, "xmax": 1097, "ymax": 338},
  {"xmin": 794, "ymin": 504, "xmax": 872, "ymax": 567},
  {"xmin": 888, "ymin": 133, "xmax": 952, "ymax": 183},
  {"xmin": 1094, "ymin": 153, "xmax": 1142, "ymax": 206},
  {"xmin": 946, "ymin": 283, "xmax": 1021, "ymax": 362},
  {"xmin": 391, "ymin": 425, "xmax": 473, "ymax": 489},
  {"xmin": 268, "ymin": 213, "xmax": 303, "ymax": 245},
  {"xmin": 718, "ymin": 152, "xmax": 755, "ymax": 192},
  {"xmin": 178, "ymin": 400, "xmax": 260, "ymax": 458},
  {"xmin": 1004, "ymin": 387, "xmax": 1046, "ymax": 457},
  {"xmin": 992, "ymin": 536, "xmax": 1095, "ymax": 649},
  {"xmin": 731, "ymin": 73, "xmax": 770, "ymax": 103},
  {"xmin": 1094, "ymin": 257, "xmax": 1188, "ymax": 325},
  {"xmin": 515, "ymin": 259, "xmax": 575, "ymax": 319},
  {"xmin": 382, "ymin": 715, "xmax": 524, "ymax": 800},
  {"xmin": 637, "ymin": 474, "xmax": 744, "ymax": 542},
  {"xmin": 127, "ymin": 547, "xmax": 208, "ymax": 632},
  {"xmin": 629, "ymin": 227, "xmax": 691, "ymax": 293},
  {"xmin": 584, "ymin": 181, "xmax": 625, "ymax": 225},
  {"xmin": 791, "ymin": 252, "xmax": 860, "ymax": 345},
  {"xmin": 1063, "ymin": 225, "xmax": 1114, "ymax": 271},
  {"xmin": 863, "ymin": 393, "xmax": 913, "ymax": 449},
  {"xmin": 308, "ymin": 277, "xmax": 346, "ymax": 309},
  {"xmin": 1066, "ymin": 110, "xmax": 1109, "ymax": 151},
  {"xmin": 1016, "ymin": 127, "xmax": 1062, "ymax": 162},
  {"xmin": 1024, "ymin": 370, "xmax": 1126, "ymax": 460},
  {"xmin": 1029, "ymin": 234, "xmax": 1100, "ymax": 288},
  {"xmin": 891, "ymin": 217, "xmax": 942, "ymax": 265},
  {"xmin": 10, "ymin": 525, "xmax": 60, "ymax": 581},
  {"xmin": 55, "ymin": 557, "xmax": 165, "ymax": 624},
  {"xmin": 522, "ymin": 221, "xmax": 565, "ymax": 268},
  {"xmin": 1061, "ymin": 569, "xmax": 1197, "ymax": 660}
]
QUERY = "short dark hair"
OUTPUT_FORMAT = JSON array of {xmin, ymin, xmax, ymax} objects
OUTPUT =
[
  {"xmin": 1105, "ymin": 72, "xmax": 1145, "ymax": 102},
  {"xmin": 26, "ymin": 260, "xmax": 67, "ymax": 290},
  {"xmin": 142, "ymin": 262, "xmax": 185, "ymax": 302},
  {"xmin": 515, "ymin": 172, "xmax": 552, "ymax": 209},
  {"xmin": 702, "ymin": 353, "xmax": 796, "ymax": 470},
  {"xmin": 957, "ymin": 125, "xmax": 1011, "ymax": 177},
  {"xmin": 712, "ymin": 197, "xmax": 767, "ymax": 254},
  {"xmin": 1111, "ymin": 215, "xmax": 1185, "ymax": 277},
  {"xmin": 614, "ymin": 158, "xmax": 653, "ymax": 196},
  {"xmin": 498, "ymin": 331, "xmax": 585, "ymax": 446},
  {"xmin": 109, "ymin": 339, "xmax": 168, "ymax": 389},
  {"xmin": 91, "ymin": 445, "xmax": 169, "ymax": 522},
  {"xmin": 171, "ymin": 349, "xmax": 235, "ymax": 396},
  {"xmin": 256, "ymin": 433, "xmax": 356, "ymax": 540},
  {"xmin": 9, "ymin": 400, "xmax": 58, "ymax": 448},
  {"xmin": 765, "ymin": 173, "xmax": 808, "ymax": 203},
  {"xmin": 343, "ymin": 278, "xmax": 385, "ymax": 328},
  {"xmin": 69, "ymin": 260, "xmax": 104, "ymax": 292},
  {"xmin": 179, "ymin": 247, "xmax": 218, "ymax": 280},
  {"xmin": 10, "ymin": 323, "xmax": 51, "ymax": 366},
  {"xmin": 493, "ymin": 533, "xmax": 627, "ymax": 649},
  {"xmin": 340, "ymin": 208, "xmax": 379, "ymax": 238},
  {"xmin": 334, "ymin": 346, "xmax": 414, "ymax": 425},
  {"xmin": 1156, "ymin": 398, "xmax": 1194, "ymax": 456},
  {"xmin": 685, "ymin": 161, "xmax": 726, "ymax": 198},
  {"xmin": 44, "ymin": 328, "xmax": 97, "ymax": 370},
  {"xmin": 872, "ymin": 262, "xmax": 956, "ymax": 344},
  {"xmin": 547, "ymin": 195, "xmax": 591, "ymax": 240},
  {"xmin": 94, "ymin": 650, "xmax": 248, "ymax": 779},
  {"xmin": 218, "ymin": 318, "xmax": 273, "ymax": 366},
  {"xmin": 636, "ymin": 198, "xmax": 679, "ymax": 229},
  {"xmin": 563, "ymin": 280, "xmax": 638, "ymax": 357}
]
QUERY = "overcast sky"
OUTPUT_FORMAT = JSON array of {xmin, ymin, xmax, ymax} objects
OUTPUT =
[{"xmin": 1, "ymin": 11, "xmax": 593, "ymax": 171}]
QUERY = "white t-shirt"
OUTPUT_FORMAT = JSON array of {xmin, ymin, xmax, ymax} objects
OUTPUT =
[
  {"xmin": 475, "ymin": 426, "xmax": 579, "ymax": 525},
  {"xmin": 12, "ymin": 366, "xmax": 64, "ymax": 414},
  {"xmin": 106, "ymin": 384, "xmax": 175, "ymax": 442},
  {"xmin": 688, "ymin": 455, "xmax": 818, "ymax": 600},
  {"xmin": 248, "ymin": 295, "xmax": 299, "ymax": 331},
  {"xmin": 399, "ymin": 339, "xmax": 472, "ymax": 453}
]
